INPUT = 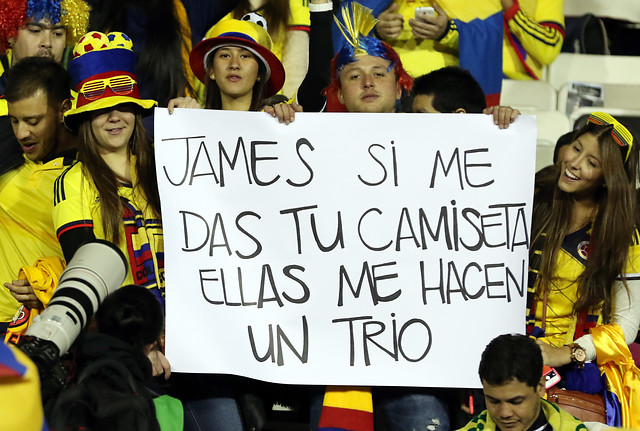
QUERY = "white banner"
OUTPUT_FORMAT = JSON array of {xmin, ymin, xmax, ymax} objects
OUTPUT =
[{"xmin": 154, "ymin": 108, "xmax": 537, "ymax": 388}]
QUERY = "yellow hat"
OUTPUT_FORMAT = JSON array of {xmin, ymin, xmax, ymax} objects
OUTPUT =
[{"xmin": 190, "ymin": 19, "xmax": 285, "ymax": 98}]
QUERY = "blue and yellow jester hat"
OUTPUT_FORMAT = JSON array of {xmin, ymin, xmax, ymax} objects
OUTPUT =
[
  {"xmin": 0, "ymin": 0, "xmax": 90, "ymax": 53},
  {"xmin": 327, "ymin": 2, "xmax": 412, "ymax": 109},
  {"xmin": 64, "ymin": 31, "xmax": 157, "ymax": 129}
]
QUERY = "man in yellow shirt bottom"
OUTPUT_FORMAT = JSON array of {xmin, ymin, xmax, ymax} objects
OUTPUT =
[{"xmin": 0, "ymin": 57, "xmax": 76, "ymax": 334}]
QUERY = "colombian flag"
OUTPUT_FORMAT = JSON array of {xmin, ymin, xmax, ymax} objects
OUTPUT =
[
  {"xmin": 318, "ymin": 386, "xmax": 374, "ymax": 431},
  {"xmin": 455, "ymin": 11, "xmax": 503, "ymax": 108},
  {"xmin": 0, "ymin": 343, "xmax": 49, "ymax": 431}
]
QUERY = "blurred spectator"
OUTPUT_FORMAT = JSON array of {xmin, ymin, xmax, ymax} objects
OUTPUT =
[
  {"xmin": 499, "ymin": 0, "xmax": 565, "ymax": 80},
  {"xmin": 0, "ymin": 342, "xmax": 46, "ymax": 431},
  {"xmin": 48, "ymin": 285, "xmax": 181, "ymax": 431},
  {"xmin": 374, "ymin": 1, "xmax": 565, "ymax": 81},
  {"xmin": 87, "ymin": 0, "xmax": 241, "ymax": 106},
  {"xmin": 86, "ymin": 0, "xmax": 240, "ymax": 135}
]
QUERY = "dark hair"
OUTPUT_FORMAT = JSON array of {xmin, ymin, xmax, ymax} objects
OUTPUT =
[
  {"xmin": 412, "ymin": 66, "xmax": 486, "ymax": 113},
  {"xmin": 232, "ymin": 1, "xmax": 291, "ymax": 41},
  {"xmin": 4, "ymin": 57, "xmax": 72, "ymax": 108},
  {"xmin": 95, "ymin": 284, "xmax": 164, "ymax": 351},
  {"xmin": 479, "ymin": 334, "xmax": 543, "ymax": 388},
  {"xmin": 89, "ymin": 0, "xmax": 194, "ymax": 106},
  {"xmin": 553, "ymin": 131, "xmax": 576, "ymax": 164},
  {"xmin": 78, "ymin": 110, "xmax": 161, "ymax": 244},
  {"xmin": 532, "ymin": 120, "xmax": 639, "ymax": 322},
  {"xmin": 203, "ymin": 48, "xmax": 268, "ymax": 111}
]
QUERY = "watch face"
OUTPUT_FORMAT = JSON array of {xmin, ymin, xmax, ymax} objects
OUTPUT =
[{"xmin": 573, "ymin": 347, "xmax": 586, "ymax": 362}]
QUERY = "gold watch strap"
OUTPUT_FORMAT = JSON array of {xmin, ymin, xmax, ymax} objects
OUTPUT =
[{"xmin": 567, "ymin": 343, "xmax": 586, "ymax": 369}]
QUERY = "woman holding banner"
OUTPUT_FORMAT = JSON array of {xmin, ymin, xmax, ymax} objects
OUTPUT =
[
  {"xmin": 168, "ymin": 15, "xmax": 304, "ymax": 430},
  {"xmin": 51, "ymin": 30, "xmax": 242, "ymax": 431},
  {"xmin": 50, "ymin": 30, "xmax": 175, "ymax": 409},
  {"xmin": 528, "ymin": 111, "xmax": 640, "ymax": 427},
  {"xmin": 52, "ymin": 31, "xmax": 164, "ymax": 307}
]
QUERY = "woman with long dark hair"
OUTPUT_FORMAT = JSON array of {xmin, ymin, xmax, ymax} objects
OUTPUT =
[
  {"xmin": 52, "ymin": 31, "xmax": 163, "ymax": 307},
  {"xmin": 528, "ymin": 112, "xmax": 640, "ymax": 427}
]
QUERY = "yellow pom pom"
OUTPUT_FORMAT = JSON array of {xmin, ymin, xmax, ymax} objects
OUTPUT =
[{"xmin": 73, "ymin": 32, "xmax": 109, "ymax": 58}]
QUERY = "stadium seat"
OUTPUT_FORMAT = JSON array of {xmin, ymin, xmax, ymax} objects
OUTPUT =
[
  {"xmin": 546, "ymin": 53, "xmax": 640, "ymax": 90},
  {"xmin": 558, "ymin": 82, "xmax": 640, "ymax": 114},
  {"xmin": 501, "ymin": 79, "xmax": 557, "ymax": 111},
  {"xmin": 564, "ymin": 0, "xmax": 640, "ymax": 24}
]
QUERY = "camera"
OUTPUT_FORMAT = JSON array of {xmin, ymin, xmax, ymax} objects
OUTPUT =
[{"xmin": 17, "ymin": 240, "xmax": 128, "ymax": 400}]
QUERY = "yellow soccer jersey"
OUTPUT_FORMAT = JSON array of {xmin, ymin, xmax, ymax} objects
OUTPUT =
[
  {"xmin": 0, "ymin": 155, "xmax": 73, "ymax": 323},
  {"xmin": 533, "ymin": 228, "xmax": 640, "ymax": 347},
  {"xmin": 384, "ymin": 0, "xmax": 459, "ymax": 78},
  {"xmin": 52, "ymin": 160, "xmax": 165, "ymax": 306}
]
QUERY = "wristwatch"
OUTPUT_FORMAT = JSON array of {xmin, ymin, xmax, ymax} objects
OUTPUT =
[{"xmin": 567, "ymin": 343, "xmax": 586, "ymax": 369}]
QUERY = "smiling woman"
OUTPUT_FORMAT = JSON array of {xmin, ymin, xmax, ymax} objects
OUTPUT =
[
  {"xmin": 51, "ymin": 31, "xmax": 164, "ymax": 309},
  {"xmin": 528, "ymin": 111, "xmax": 640, "ymax": 426}
]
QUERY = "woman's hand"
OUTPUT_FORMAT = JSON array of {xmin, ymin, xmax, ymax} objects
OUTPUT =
[
  {"xmin": 263, "ymin": 102, "xmax": 303, "ymax": 125},
  {"xmin": 168, "ymin": 96, "xmax": 202, "ymax": 114},
  {"xmin": 536, "ymin": 340, "xmax": 572, "ymax": 368}
]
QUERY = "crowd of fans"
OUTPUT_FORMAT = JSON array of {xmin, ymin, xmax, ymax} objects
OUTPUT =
[{"xmin": 0, "ymin": 0, "xmax": 639, "ymax": 430}]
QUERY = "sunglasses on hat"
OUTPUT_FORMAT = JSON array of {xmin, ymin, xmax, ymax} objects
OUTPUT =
[
  {"xmin": 587, "ymin": 111, "xmax": 634, "ymax": 163},
  {"xmin": 79, "ymin": 75, "xmax": 136, "ymax": 101}
]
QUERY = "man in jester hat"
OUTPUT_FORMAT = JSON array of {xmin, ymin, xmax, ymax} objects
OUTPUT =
[
  {"xmin": 325, "ymin": 2, "xmax": 413, "ymax": 114},
  {"xmin": 317, "ymin": 5, "xmax": 452, "ymax": 431}
]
